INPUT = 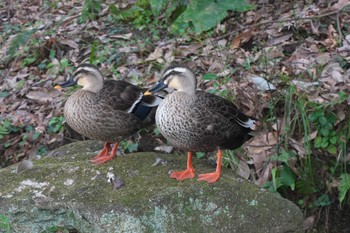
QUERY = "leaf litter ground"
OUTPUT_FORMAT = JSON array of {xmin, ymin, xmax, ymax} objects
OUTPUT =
[{"xmin": 1, "ymin": 0, "xmax": 350, "ymax": 232}]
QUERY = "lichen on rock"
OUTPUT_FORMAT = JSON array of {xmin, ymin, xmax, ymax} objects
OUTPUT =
[{"xmin": 0, "ymin": 140, "xmax": 303, "ymax": 233}]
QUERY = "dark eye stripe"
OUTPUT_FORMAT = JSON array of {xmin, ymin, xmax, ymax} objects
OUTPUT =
[
  {"xmin": 162, "ymin": 70, "xmax": 182, "ymax": 81},
  {"xmin": 74, "ymin": 69, "xmax": 91, "ymax": 76}
]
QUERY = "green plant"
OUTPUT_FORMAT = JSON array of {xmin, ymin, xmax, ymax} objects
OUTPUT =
[
  {"xmin": 262, "ymin": 159, "xmax": 297, "ymax": 193},
  {"xmin": 262, "ymin": 81, "xmax": 350, "ymax": 212},
  {"xmin": 315, "ymin": 194, "xmax": 331, "ymax": 207},
  {"xmin": 109, "ymin": 1, "xmax": 155, "ymax": 30},
  {"xmin": 170, "ymin": 0, "xmax": 255, "ymax": 34},
  {"xmin": 222, "ymin": 150, "xmax": 244, "ymax": 175},
  {"xmin": 8, "ymin": 28, "xmax": 37, "ymax": 58},
  {"xmin": 0, "ymin": 119, "xmax": 20, "ymax": 140},
  {"xmin": 80, "ymin": 0, "xmax": 102, "ymax": 23},
  {"xmin": 47, "ymin": 116, "xmax": 65, "ymax": 134},
  {"xmin": 0, "ymin": 214, "xmax": 10, "ymax": 233},
  {"xmin": 338, "ymin": 173, "xmax": 350, "ymax": 206},
  {"xmin": 202, "ymin": 72, "xmax": 234, "ymax": 100},
  {"xmin": 308, "ymin": 108, "xmax": 338, "ymax": 155},
  {"xmin": 111, "ymin": 0, "xmax": 254, "ymax": 35},
  {"xmin": 41, "ymin": 226, "xmax": 72, "ymax": 233},
  {"xmin": 120, "ymin": 139, "xmax": 139, "ymax": 153},
  {"xmin": 195, "ymin": 152, "xmax": 205, "ymax": 159}
]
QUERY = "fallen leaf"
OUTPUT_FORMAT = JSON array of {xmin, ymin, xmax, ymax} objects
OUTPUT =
[
  {"xmin": 154, "ymin": 145, "xmax": 173, "ymax": 154},
  {"xmin": 268, "ymin": 33, "xmax": 293, "ymax": 46},
  {"xmin": 332, "ymin": 0, "xmax": 350, "ymax": 10},
  {"xmin": 60, "ymin": 39, "xmax": 79, "ymax": 49},
  {"xmin": 109, "ymin": 33, "xmax": 133, "ymax": 40},
  {"xmin": 249, "ymin": 76, "xmax": 276, "ymax": 91},
  {"xmin": 26, "ymin": 89, "xmax": 61, "ymax": 103},
  {"xmin": 236, "ymin": 160, "xmax": 251, "ymax": 179},
  {"xmin": 145, "ymin": 47, "xmax": 163, "ymax": 61},
  {"xmin": 16, "ymin": 159, "xmax": 33, "ymax": 174},
  {"xmin": 230, "ymin": 30, "xmax": 252, "ymax": 49},
  {"xmin": 292, "ymin": 80, "xmax": 319, "ymax": 91},
  {"xmin": 289, "ymin": 138, "xmax": 306, "ymax": 157},
  {"xmin": 303, "ymin": 215, "xmax": 315, "ymax": 231}
]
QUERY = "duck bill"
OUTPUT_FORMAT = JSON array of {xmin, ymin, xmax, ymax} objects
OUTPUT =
[
  {"xmin": 144, "ymin": 81, "xmax": 168, "ymax": 96},
  {"xmin": 54, "ymin": 76, "xmax": 77, "ymax": 89}
]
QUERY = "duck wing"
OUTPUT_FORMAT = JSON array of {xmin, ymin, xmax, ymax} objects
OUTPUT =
[
  {"xmin": 195, "ymin": 91, "xmax": 255, "ymax": 130},
  {"xmin": 94, "ymin": 80, "xmax": 143, "ymax": 112}
]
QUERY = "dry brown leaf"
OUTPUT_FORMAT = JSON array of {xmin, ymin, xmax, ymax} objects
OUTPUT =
[
  {"xmin": 332, "ymin": 0, "xmax": 350, "ymax": 10},
  {"xmin": 163, "ymin": 49, "xmax": 174, "ymax": 64},
  {"xmin": 294, "ymin": 131, "xmax": 317, "ymax": 146},
  {"xmin": 315, "ymin": 53, "xmax": 330, "ymax": 65},
  {"xmin": 177, "ymin": 43, "xmax": 201, "ymax": 57},
  {"xmin": 321, "ymin": 62, "xmax": 348, "ymax": 86},
  {"xmin": 145, "ymin": 47, "xmax": 163, "ymax": 61},
  {"xmin": 60, "ymin": 39, "xmax": 79, "ymax": 49},
  {"xmin": 268, "ymin": 33, "xmax": 293, "ymax": 46},
  {"xmin": 292, "ymin": 80, "xmax": 319, "ymax": 92},
  {"xmin": 248, "ymin": 131, "xmax": 278, "ymax": 148},
  {"xmin": 217, "ymin": 39, "xmax": 227, "ymax": 47},
  {"xmin": 230, "ymin": 30, "xmax": 252, "ymax": 50},
  {"xmin": 303, "ymin": 215, "xmax": 316, "ymax": 231},
  {"xmin": 289, "ymin": 138, "xmax": 306, "ymax": 157},
  {"xmin": 257, "ymin": 163, "xmax": 273, "ymax": 186},
  {"xmin": 26, "ymin": 89, "xmax": 61, "ymax": 103},
  {"xmin": 236, "ymin": 160, "xmax": 251, "ymax": 179},
  {"xmin": 127, "ymin": 53, "xmax": 142, "ymax": 64},
  {"xmin": 109, "ymin": 33, "xmax": 133, "ymax": 40},
  {"xmin": 271, "ymin": 118, "xmax": 286, "ymax": 134}
]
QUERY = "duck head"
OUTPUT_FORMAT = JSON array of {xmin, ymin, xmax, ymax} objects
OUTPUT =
[
  {"xmin": 145, "ymin": 65, "xmax": 197, "ymax": 96},
  {"xmin": 55, "ymin": 64, "xmax": 104, "ymax": 93}
]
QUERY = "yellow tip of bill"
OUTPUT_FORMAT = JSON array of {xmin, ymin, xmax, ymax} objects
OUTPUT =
[
  {"xmin": 54, "ymin": 85, "xmax": 62, "ymax": 90},
  {"xmin": 144, "ymin": 91, "xmax": 152, "ymax": 96}
]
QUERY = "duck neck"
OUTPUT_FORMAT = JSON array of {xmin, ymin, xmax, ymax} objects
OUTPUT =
[
  {"xmin": 177, "ymin": 72, "xmax": 197, "ymax": 95},
  {"xmin": 180, "ymin": 86, "xmax": 196, "ymax": 95},
  {"xmin": 83, "ymin": 81, "xmax": 103, "ymax": 93}
]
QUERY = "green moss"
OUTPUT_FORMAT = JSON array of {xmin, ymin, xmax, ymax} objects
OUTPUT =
[{"xmin": 0, "ymin": 140, "xmax": 303, "ymax": 233}]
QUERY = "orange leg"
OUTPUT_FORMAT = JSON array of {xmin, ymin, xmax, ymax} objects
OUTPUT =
[
  {"xmin": 170, "ymin": 151, "xmax": 196, "ymax": 181},
  {"xmin": 90, "ymin": 142, "xmax": 119, "ymax": 165},
  {"xmin": 198, "ymin": 149, "xmax": 222, "ymax": 183}
]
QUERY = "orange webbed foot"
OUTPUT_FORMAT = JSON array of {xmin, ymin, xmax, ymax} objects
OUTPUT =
[
  {"xmin": 198, "ymin": 172, "xmax": 220, "ymax": 183},
  {"xmin": 170, "ymin": 168, "xmax": 195, "ymax": 181},
  {"xmin": 90, "ymin": 142, "xmax": 119, "ymax": 165},
  {"xmin": 198, "ymin": 149, "xmax": 223, "ymax": 183},
  {"xmin": 170, "ymin": 151, "xmax": 196, "ymax": 181}
]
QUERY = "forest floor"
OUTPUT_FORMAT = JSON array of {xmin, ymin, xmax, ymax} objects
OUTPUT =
[{"xmin": 1, "ymin": 0, "xmax": 350, "ymax": 232}]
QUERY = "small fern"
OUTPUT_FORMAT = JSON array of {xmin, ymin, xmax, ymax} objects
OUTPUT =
[
  {"xmin": 8, "ymin": 28, "xmax": 37, "ymax": 58},
  {"xmin": 338, "ymin": 173, "xmax": 350, "ymax": 206}
]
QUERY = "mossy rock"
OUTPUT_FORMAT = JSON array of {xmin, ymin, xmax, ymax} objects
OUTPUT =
[{"xmin": 0, "ymin": 140, "xmax": 303, "ymax": 233}]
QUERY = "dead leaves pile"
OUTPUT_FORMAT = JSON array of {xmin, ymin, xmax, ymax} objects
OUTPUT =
[{"xmin": 0, "ymin": 0, "xmax": 349, "ymax": 195}]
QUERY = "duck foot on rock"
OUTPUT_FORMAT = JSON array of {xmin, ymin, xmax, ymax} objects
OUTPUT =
[
  {"xmin": 170, "ymin": 152, "xmax": 196, "ymax": 181},
  {"xmin": 90, "ymin": 142, "xmax": 118, "ymax": 165}
]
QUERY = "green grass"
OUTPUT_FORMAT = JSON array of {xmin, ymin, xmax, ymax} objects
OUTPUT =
[{"xmin": 0, "ymin": 214, "xmax": 10, "ymax": 233}]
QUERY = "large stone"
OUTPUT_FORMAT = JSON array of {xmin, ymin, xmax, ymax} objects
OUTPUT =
[{"xmin": 0, "ymin": 141, "xmax": 303, "ymax": 233}]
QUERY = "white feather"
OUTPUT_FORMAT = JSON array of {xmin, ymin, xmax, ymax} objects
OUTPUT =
[
  {"xmin": 162, "ymin": 67, "xmax": 189, "ymax": 78},
  {"xmin": 127, "ymin": 93, "xmax": 144, "ymax": 113},
  {"xmin": 236, "ymin": 117, "xmax": 256, "ymax": 129},
  {"xmin": 75, "ymin": 66, "xmax": 98, "ymax": 74}
]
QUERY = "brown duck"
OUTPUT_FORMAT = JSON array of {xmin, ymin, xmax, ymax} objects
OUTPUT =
[
  {"xmin": 55, "ymin": 64, "xmax": 161, "ymax": 164},
  {"xmin": 145, "ymin": 65, "xmax": 256, "ymax": 183}
]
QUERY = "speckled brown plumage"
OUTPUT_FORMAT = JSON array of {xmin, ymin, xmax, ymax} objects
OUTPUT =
[
  {"xmin": 156, "ymin": 91, "xmax": 253, "ymax": 152},
  {"xmin": 146, "ymin": 65, "xmax": 256, "ymax": 183},
  {"xmin": 56, "ymin": 64, "xmax": 160, "ymax": 164},
  {"xmin": 64, "ymin": 80, "xmax": 153, "ymax": 143}
]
